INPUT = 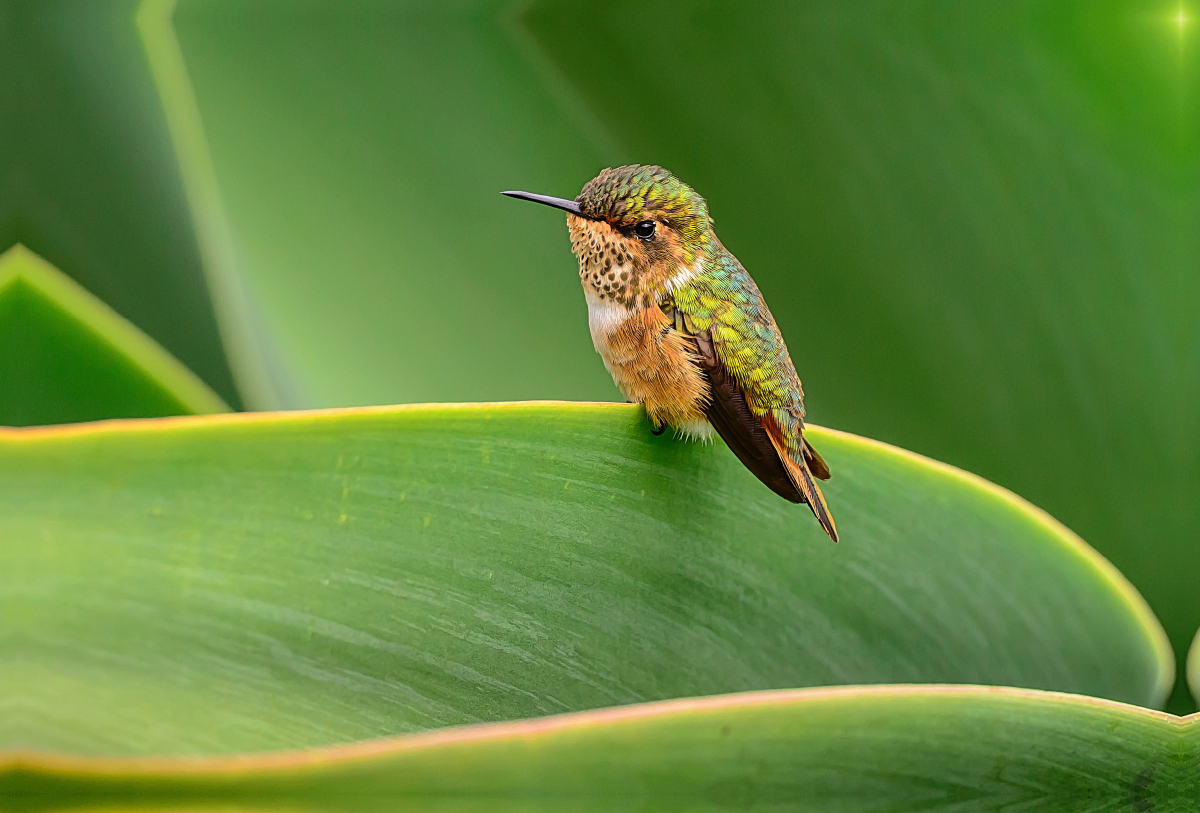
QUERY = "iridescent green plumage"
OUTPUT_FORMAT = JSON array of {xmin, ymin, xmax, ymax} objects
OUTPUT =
[
  {"xmin": 674, "ymin": 252, "xmax": 807, "ymax": 451},
  {"xmin": 671, "ymin": 236, "xmax": 835, "ymax": 540}
]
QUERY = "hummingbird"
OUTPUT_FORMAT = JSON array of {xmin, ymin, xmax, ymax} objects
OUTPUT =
[{"xmin": 503, "ymin": 165, "xmax": 837, "ymax": 542}]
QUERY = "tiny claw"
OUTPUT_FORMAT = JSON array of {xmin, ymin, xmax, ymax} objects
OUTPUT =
[{"xmin": 651, "ymin": 424, "xmax": 667, "ymax": 436}]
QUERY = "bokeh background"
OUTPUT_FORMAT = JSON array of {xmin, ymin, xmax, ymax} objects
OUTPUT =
[{"xmin": 2, "ymin": 0, "xmax": 1197, "ymax": 710}]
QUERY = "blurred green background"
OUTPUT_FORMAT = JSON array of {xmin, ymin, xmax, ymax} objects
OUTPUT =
[{"xmin": 1, "ymin": 0, "xmax": 1197, "ymax": 709}]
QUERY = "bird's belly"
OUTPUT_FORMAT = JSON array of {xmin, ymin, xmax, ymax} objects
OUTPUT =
[{"xmin": 587, "ymin": 298, "xmax": 711, "ymax": 438}]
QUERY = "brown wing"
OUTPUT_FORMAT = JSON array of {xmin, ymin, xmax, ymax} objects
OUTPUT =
[
  {"xmin": 696, "ymin": 339, "xmax": 805, "ymax": 503},
  {"xmin": 682, "ymin": 327, "xmax": 838, "ymax": 542},
  {"xmin": 681, "ymin": 328, "xmax": 802, "ymax": 502}
]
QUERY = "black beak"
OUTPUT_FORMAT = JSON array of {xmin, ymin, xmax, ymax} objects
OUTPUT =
[{"xmin": 502, "ymin": 190, "xmax": 583, "ymax": 216}]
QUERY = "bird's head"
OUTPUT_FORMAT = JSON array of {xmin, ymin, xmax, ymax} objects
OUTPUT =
[{"xmin": 504, "ymin": 165, "xmax": 714, "ymax": 309}]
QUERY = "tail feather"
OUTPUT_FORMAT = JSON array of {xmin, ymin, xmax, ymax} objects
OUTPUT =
[
  {"xmin": 792, "ymin": 459, "xmax": 838, "ymax": 542},
  {"xmin": 766, "ymin": 430, "xmax": 839, "ymax": 543},
  {"xmin": 803, "ymin": 439, "xmax": 831, "ymax": 481}
]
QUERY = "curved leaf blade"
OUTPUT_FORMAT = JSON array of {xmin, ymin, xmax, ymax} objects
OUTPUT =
[
  {"xmin": 522, "ymin": 0, "xmax": 1200, "ymax": 712},
  {"xmin": 6, "ymin": 687, "xmax": 1197, "ymax": 812},
  {"xmin": 0, "ymin": 245, "xmax": 228, "ymax": 426},
  {"xmin": 0, "ymin": 403, "xmax": 1169, "ymax": 755},
  {"xmin": 1190, "ymin": 627, "xmax": 1200, "ymax": 708},
  {"xmin": 0, "ymin": 0, "xmax": 241, "ymax": 407},
  {"xmin": 150, "ymin": 0, "xmax": 1200, "ymax": 712},
  {"xmin": 140, "ymin": 0, "xmax": 619, "ymax": 411}
]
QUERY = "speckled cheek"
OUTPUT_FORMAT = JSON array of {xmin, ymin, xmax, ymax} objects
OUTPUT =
[{"xmin": 567, "ymin": 217, "xmax": 637, "ymax": 305}]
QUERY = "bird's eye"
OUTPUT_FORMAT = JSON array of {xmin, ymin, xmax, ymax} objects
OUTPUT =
[{"xmin": 634, "ymin": 221, "xmax": 656, "ymax": 239}]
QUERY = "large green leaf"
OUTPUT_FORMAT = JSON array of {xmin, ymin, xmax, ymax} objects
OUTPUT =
[
  {"xmin": 0, "ymin": 245, "xmax": 228, "ymax": 426},
  {"xmin": 0, "ymin": 0, "xmax": 240, "ymax": 406},
  {"xmin": 0, "ymin": 403, "xmax": 1168, "ymax": 756},
  {"xmin": 522, "ymin": 1, "xmax": 1200, "ymax": 714},
  {"xmin": 1190, "ymin": 628, "xmax": 1200, "ymax": 707},
  {"xmin": 151, "ymin": 0, "xmax": 1200, "ymax": 710},
  {"xmin": 6, "ymin": 687, "xmax": 1198, "ymax": 811}
]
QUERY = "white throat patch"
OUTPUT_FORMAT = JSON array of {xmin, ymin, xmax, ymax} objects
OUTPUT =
[
  {"xmin": 585, "ymin": 294, "xmax": 631, "ymax": 351},
  {"xmin": 664, "ymin": 261, "xmax": 700, "ymax": 293}
]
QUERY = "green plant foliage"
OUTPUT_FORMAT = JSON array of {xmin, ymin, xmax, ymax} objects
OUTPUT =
[
  {"xmin": 145, "ymin": 0, "xmax": 619, "ymax": 410},
  {"xmin": 0, "ymin": 404, "xmax": 1169, "ymax": 755},
  {"xmin": 0, "ymin": 245, "xmax": 227, "ymax": 426},
  {"xmin": 7, "ymin": 687, "xmax": 1198, "ymax": 811},
  {"xmin": 1190, "ymin": 628, "xmax": 1200, "ymax": 708},
  {"xmin": 151, "ymin": 0, "xmax": 1200, "ymax": 711},
  {"xmin": 0, "ymin": 3, "xmax": 1192, "ymax": 798},
  {"xmin": 0, "ymin": 0, "xmax": 240, "ymax": 407}
]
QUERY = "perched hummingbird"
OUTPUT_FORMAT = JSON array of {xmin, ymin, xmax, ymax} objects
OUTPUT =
[{"xmin": 504, "ymin": 165, "xmax": 837, "ymax": 542}]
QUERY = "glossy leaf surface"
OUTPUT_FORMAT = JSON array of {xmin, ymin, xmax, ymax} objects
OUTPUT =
[
  {"xmin": 156, "ymin": 0, "xmax": 1200, "ymax": 710},
  {"xmin": 0, "ymin": 245, "xmax": 227, "ymax": 426},
  {"xmin": 0, "ymin": 403, "xmax": 1168, "ymax": 755},
  {"xmin": 1190, "ymin": 628, "xmax": 1200, "ymax": 707},
  {"xmin": 523, "ymin": 2, "xmax": 1200, "ymax": 713},
  {"xmin": 6, "ymin": 687, "xmax": 1198, "ymax": 812}
]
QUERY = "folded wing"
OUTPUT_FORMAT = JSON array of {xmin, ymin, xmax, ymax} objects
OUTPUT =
[{"xmin": 682, "ymin": 326, "xmax": 838, "ymax": 542}]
